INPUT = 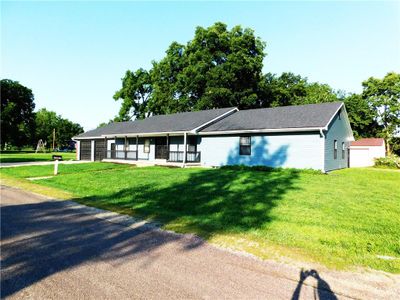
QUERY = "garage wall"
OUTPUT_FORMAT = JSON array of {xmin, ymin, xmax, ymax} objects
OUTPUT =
[
  {"xmin": 350, "ymin": 145, "xmax": 385, "ymax": 167},
  {"xmin": 349, "ymin": 148, "xmax": 370, "ymax": 167}
]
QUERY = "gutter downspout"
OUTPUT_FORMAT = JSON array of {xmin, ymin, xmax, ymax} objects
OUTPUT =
[{"xmin": 320, "ymin": 128, "xmax": 326, "ymax": 173}]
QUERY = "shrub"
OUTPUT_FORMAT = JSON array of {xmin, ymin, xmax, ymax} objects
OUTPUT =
[{"xmin": 374, "ymin": 154, "xmax": 400, "ymax": 169}]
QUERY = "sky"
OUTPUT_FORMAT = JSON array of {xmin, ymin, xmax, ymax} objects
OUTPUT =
[{"xmin": 2, "ymin": 1, "xmax": 400, "ymax": 131}]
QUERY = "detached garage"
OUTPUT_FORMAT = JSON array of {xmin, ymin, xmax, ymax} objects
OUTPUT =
[{"xmin": 349, "ymin": 138, "xmax": 386, "ymax": 167}]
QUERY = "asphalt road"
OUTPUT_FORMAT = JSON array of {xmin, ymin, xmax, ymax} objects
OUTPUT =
[{"xmin": 1, "ymin": 185, "xmax": 398, "ymax": 299}]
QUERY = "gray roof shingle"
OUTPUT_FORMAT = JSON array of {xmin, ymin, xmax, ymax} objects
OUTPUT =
[
  {"xmin": 201, "ymin": 102, "xmax": 343, "ymax": 132},
  {"xmin": 75, "ymin": 107, "xmax": 236, "ymax": 138},
  {"xmin": 75, "ymin": 102, "xmax": 343, "ymax": 138}
]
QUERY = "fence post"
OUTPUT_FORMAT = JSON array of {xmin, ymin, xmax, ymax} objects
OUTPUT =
[{"xmin": 54, "ymin": 159, "xmax": 59, "ymax": 175}]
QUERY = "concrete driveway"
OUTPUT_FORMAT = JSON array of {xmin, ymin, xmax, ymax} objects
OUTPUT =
[{"xmin": 1, "ymin": 185, "xmax": 398, "ymax": 299}]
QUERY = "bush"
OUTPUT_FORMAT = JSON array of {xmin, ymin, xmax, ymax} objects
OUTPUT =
[{"xmin": 374, "ymin": 155, "xmax": 400, "ymax": 169}]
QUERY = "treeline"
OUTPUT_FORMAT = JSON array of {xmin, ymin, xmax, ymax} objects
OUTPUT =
[
  {"xmin": 113, "ymin": 22, "xmax": 400, "ymax": 154},
  {"xmin": 1, "ymin": 79, "xmax": 83, "ymax": 150}
]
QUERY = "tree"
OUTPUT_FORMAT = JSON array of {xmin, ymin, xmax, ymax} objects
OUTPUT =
[
  {"xmin": 258, "ymin": 72, "xmax": 307, "ymax": 107},
  {"xmin": 114, "ymin": 22, "xmax": 265, "ymax": 119},
  {"xmin": 57, "ymin": 118, "xmax": 83, "ymax": 148},
  {"xmin": 113, "ymin": 69, "xmax": 152, "ymax": 120},
  {"xmin": 258, "ymin": 72, "xmax": 341, "ymax": 108},
  {"xmin": 300, "ymin": 83, "xmax": 342, "ymax": 105},
  {"xmin": 362, "ymin": 72, "xmax": 400, "ymax": 153},
  {"xmin": 343, "ymin": 93, "xmax": 381, "ymax": 139},
  {"xmin": 35, "ymin": 108, "xmax": 83, "ymax": 149},
  {"xmin": 1, "ymin": 79, "xmax": 36, "ymax": 149}
]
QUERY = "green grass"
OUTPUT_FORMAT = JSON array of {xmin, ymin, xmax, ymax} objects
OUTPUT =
[
  {"xmin": 0, "ymin": 162, "xmax": 131, "ymax": 178},
  {"xmin": 0, "ymin": 151, "xmax": 76, "ymax": 163},
  {"xmin": 1, "ymin": 163, "xmax": 399, "ymax": 273}
]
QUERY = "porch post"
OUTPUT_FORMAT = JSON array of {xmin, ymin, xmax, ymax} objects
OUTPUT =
[
  {"xmin": 166, "ymin": 134, "xmax": 169, "ymax": 161},
  {"xmin": 104, "ymin": 137, "xmax": 107, "ymax": 159},
  {"xmin": 124, "ymin": 136, "xmax": 127, "ymax": 160},
  {"xmin": 136, "ymin": 135, "xmax": 139, "ymax": 160},
  {"xmin": 183, "ymin": 132, "xmax": 187, "ymax": 167}
]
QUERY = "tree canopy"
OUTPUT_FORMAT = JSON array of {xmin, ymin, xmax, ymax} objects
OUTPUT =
[
  {"xmin": 35, "ymin": 108, "xmax": 83, "ymax": 149},
  {"xmin": 1, "ymin": 79, "xmax": 36, "ymax": 149},
  {"xmin": 0, "ymin": 79, "xmax": 84, "ymax": 150},
  {"xmin": 114, "ymin": 22, "xmax": 266, "ymax": 119},
  {"xmin": 361, "ymin": 72, "xmax": 400, "ymax": 153}
]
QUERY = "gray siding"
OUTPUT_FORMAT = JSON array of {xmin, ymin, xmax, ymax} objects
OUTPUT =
[
  {"xmin": 324, "ymin": 112, "xmax": 351, "ymax": 172},
  {"xmin": 198, "ymin": 133, "xmax": 324, "ymax": 170}
]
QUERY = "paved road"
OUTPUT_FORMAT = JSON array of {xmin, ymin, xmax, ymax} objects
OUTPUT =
[{"xmin": 1, "ymin": 186, "xmax": 398, "ymax": 299}]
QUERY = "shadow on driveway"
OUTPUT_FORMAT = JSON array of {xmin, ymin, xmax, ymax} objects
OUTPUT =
[{"xmin": 1, "ymin": 200, "xmax": 194, "ymax": 298}]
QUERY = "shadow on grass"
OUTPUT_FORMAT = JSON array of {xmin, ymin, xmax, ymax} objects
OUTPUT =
[
  {"xmin": 77, "ymin": 167, "xmax": 302, "ymax": 239},
  {"xmin": 2, "ymin": 166, "xmax": 305, "ymax": 297},
  {"xmin": 0, "ymin": 157, "xmax": 53, "ymax": 163}
]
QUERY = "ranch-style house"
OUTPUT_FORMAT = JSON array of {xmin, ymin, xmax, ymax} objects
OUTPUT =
[{"xmin": 73, "ymin": 102, "xmax": 354, "ymax": 172}]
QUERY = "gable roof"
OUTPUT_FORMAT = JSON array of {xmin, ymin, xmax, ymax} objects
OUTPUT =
[
  {"xmin": 201, "ymin": 102, "xmax": 343, "ymax": 133},
  {"xmin": 74, "ymin": 102, "xmax": 347, "ymax": 139},
  {"xmin": 350, "ymin": 138, "xmax": 384, "ymax": 147},
  {"xmin": 75, "ymin": 107, "xmax": 237, "ymax": 138}
]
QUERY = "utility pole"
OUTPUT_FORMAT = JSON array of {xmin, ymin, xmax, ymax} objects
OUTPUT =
[{"xmin": 52, "ymin": 128, "xmax": 56, "ymax": 151}]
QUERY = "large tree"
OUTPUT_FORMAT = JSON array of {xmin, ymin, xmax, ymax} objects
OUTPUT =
[
  {"xmin": 362, "ymin": 72, "xmax": 400, "ymax": 153},
  {"xmin": 35, "ymin": 108, "xmax": 83, "ymax": 149},
  {"xmin": 343, "ymin": 93, "xmax": 381, "ymax": 139},
  {"xmin": 114, "ymin": 22, "xmax": 265, "ymax": 119},
  {"xmin": 113, "ymin": 69, "xmax": 152, "ymax": 121},
  {"xmin": 258, "ymin": 72, "xmax": 341, "ymax": 108},
  {"xmin": 1, "ymin": 79, "xmax": 36, "ymax": 149}
]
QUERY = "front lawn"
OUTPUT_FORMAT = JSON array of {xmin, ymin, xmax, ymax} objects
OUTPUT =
[
  {"xmin": 0, "ymin": 151, "xmax": 76, "ymax": 163},
  {"xmin": 1, "ymin": 164, "xmax": 399, "ymax": 273}
]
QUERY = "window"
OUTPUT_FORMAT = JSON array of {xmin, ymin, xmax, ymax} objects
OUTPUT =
[
  {"xmin": 239, "ymin": 136, "xmax": 251, "ymax": 155},
  {"xmin": 334, "ymin": 140, "xmax": 338, "ymax": 159},
  {"xmin": 338, "ymin": 109, "xmax": 341, "ymax": 120},
  {"xmin": 342, "ymin": 142, "xmax": 345, "ymax": 159},
  {"xmin": 144, "ymin": 138, "xmax": 150, "ymax": 153}
]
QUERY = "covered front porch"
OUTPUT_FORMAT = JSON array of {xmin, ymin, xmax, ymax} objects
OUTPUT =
[{"xmin": 103, "ymin": 133, "xmax": 201, "ymax": 164}]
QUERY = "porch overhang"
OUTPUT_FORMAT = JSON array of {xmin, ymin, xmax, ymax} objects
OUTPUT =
[{"xmin": 101, "ymin": 131, "xmax": 198, "ymax": 138}]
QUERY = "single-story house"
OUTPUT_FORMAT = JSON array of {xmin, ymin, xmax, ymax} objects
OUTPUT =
[
  {"xmin": 73, "ymin": 101, "xmax": 354, "ymax": 172},
  {"xmin": 349, "ymin": 138, "xmax": 386, "ymax": 167}
]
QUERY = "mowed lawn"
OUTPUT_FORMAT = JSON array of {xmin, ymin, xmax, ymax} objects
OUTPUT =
[
  {"xmin": 0, "ymin": 151, "xmax": 76, "ymax": 163},
  {"xmin": 1, "ymin": 163, "xmax": 399, "ymax": 273}
]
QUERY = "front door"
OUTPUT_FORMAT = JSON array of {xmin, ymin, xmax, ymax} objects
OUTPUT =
[{"xmin": 155, "ymin": 137, "xmax": 168, "ymax": 159}]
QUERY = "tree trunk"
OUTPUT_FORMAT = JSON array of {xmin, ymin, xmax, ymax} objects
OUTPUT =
[{"xmin": 386, "ymin": 139, "xmax": 391, "ymax": 156}]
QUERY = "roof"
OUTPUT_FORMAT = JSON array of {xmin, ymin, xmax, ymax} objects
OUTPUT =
[
  {"xmin": 202, "ymin": 102, "xmax": 343, "ymax": 132},
  {"xmin": 350, "ymin": 138, "xmax": 384, "ymax": 147},
  {"xmin": 75, "ymin": 107, "xmax": 237, "ymax": 138},
  {"xmin": 75, "ymin": 102, "xmax": 346, "ymax": 139}
]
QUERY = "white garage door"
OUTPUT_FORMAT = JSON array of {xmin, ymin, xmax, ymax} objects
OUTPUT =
[{"xmin": 350, "ymin": 148, "xmax": 372, "ymax": 167}]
